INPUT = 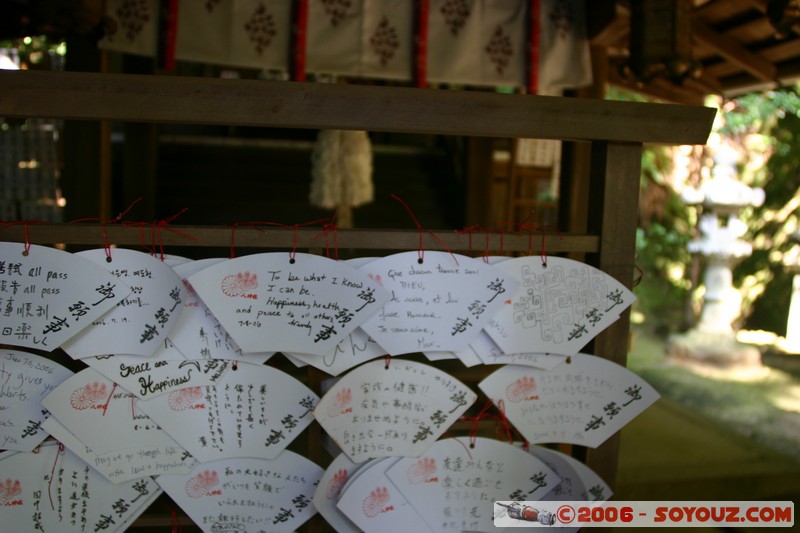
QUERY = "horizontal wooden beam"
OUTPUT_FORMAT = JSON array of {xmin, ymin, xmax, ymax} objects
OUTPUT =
[
  {"xmin": 0, "ymin": 70, "xmax": 715, "ymax": 145},
  {"xmin": 0, "ymin": 224, "xmax": 600, "ymax": 254},
  {"xmin": 693, "ymin": 19, "xmax": 777, "ymax": 82},
  {"xmin": 607, "ymin": 69, "xmax": 707, "ymax": 106}
]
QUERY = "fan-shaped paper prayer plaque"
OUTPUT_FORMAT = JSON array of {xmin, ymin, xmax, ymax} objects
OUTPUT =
[
  {"xmin": 0, "ymin": 348, "xmax": 73, "ymax": 451},
  {"xmin": 385, "ymin": 437, "xmax": 560, "ymax": 532},
  {"xmin": 187, "ymin": 253, "xmax": 389, "ymax": 355},
  {"xmin": 41, "ymin": 368, "xmax": 189, "ymax": 455},
  {"xmin": 358, "ymin": 251, "xmax": 519, "ymax": 355},
  {"xmin": 136, "ymin": 361, "xmax": 319, "ymax": 462},
  {"xmin": 314, "ymin": 358, "xmax": 477, "ymax": 462},
  {"xmin": 313, "ymin": 452, "xmax": 362, "ymax": 533},
  {"xmin": 286, "ymin": 328, "xmax": 386, "ymax": 376},
  {"xmin": 84, "ymin": 355, "xmax": 230, "ymax": 398},
  {"xmin": 336, "ymin": 457, "xmax": 432, "ymax": 533},
  {"xmin": 478, "ymin": 354, "xmax": 659, "ymax": 447},
  {"xmin": 0, "ymin": 442, "xmax": 162, "ymax": 532},
  {"xmin": 0, "ymin": 243, "xmax": 129, "ymax": 351},
  {"xmin": 41, "ymin": 416, "xmax": 196, "ymax": 483},
  {"xmin": 528, "ymin": 445, "xmax": 612, "ymax": 502},
  {"xmin": 155, "ymin": 453, "xmax": 323, "ymax": 533},
  {"xmin": 168, "ymin": 258, "xmax": 274, "ymax": 363},
  {"xmin": 61, "ymin": 248, "xmax": 186, "ymax": 358},
  {"xmin": 484, "ymin": 256, "xmax": 635, "ymax": 356}
]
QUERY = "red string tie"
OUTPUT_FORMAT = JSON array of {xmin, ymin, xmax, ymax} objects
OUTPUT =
[
  {"xmin": 70, "ymin": 197, "xmax": 142, "ymax": 261},
  {"xmin": 535, "ymin": 224, "xmax": 563, "ymax": 267},
  {"xmin": 152, "ymin": 207, "xmax": 196, "ymax": 261},
  {"xmin": 0, "ymin": 219, "xmax": 47, "ymax": 256},
  {"xmin": 47, "ymin": 441, "xmax": 65, "ymax": 511},
  {"xmin": 163, "ymin": 502, "xmax": 184, "ymax": 533},
  {"xmin": 243, "ymin": 218, "xmax": 329, "ymax": 263},
  {"xmin": 455, "ymin": 224, "xmax": 491, "ymax": 263},
  {"xmin": 495, "ymin": 399, "xmax": 514, "ymax": 444},
  {"xmin": 466, "ymin": 399, "xmax": 496, "ymax": 449},
  {"xmin": 391, "ymin": 194, "xmax": 457, "ymax": 265},
  {"xmin": 229, "ymin": 222, "xmax": 240, "ymax": 259},
  {"xmin": 311, "ymin": 212, "xmax": 340, "ymax": 260}
]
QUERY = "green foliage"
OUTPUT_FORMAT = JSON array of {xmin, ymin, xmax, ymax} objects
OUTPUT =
[
  {"xmin": 635, "ymin": 155, "xmax": 696, "ymax": 334},
  {"xmin": 635, "ymin": 220, "xmax": 693, "ymax": 334},
  {"xmin": 735, "ymin": 108, "xmax": 800, "ymax": 334},
  {"xmin": 719, "ymin": 90, "xmax": 800, "ymax": 138}
]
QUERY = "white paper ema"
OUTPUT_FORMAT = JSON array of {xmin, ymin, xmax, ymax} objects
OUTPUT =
[
  {"xmin": 168, "ymin": 258, "xmax": 274, "ymax": 363},
  {"xmin": 478, "ymin": 354, "xmax": 660, "ymax": 447},
  {"xmin": 527, "ymin": 445, "xmax": 612, "ymax": 502},
  {"xmin": 284, "ymin": 258, "xmax": 387, "ymax": 376},
  {"xmin": 187, "ymin": 252, "xmax": 389, "ymax": 355},
  {"xmin": 336, "ymin": 457, "xmax": 433, "ymax": 533},
  {"xmin": 41, "ymin": 368, "xmax": 190, "ymax": 455},
  {"xmin": 313, "ymin": 358, "xmax": 477, "ymax": 462},
  {"xmin": 484, "ymin": 256, "xmax": 635, "ymax": 357},
  {"xmin": 0, "ymin": 441, "xmax": 162, "ymax": 533},
  {"xmin": 385, "ymin": 437, "xmax": 560, "ymax": 532},
  {"xmin": 84, "ymin": 355, "xmax": 230, "ymax": 398},
  {"xmin": 155, "ymin": 453, "xmax": 324, "ymax": 533},
  {"xmin": 312, "ymin": 452, "xmax": 362, "ymax": 533},
  {"xmin": 285, "ymin": 329, "xmax": 387, "ymax": 377},
  {"xmin": 61, "ymin": 248, "xmax": 186, "ymax": 358},
  {"xmin": 0, "ymin": 242, "xmax": 129, "ymax": 351},
  {"xmin": 136, "ymin": 361, "xmax": 319, "ymax": 462},
  {"xmin": 358, "ymin": 251, "xmax": 519, "ymax": 355},
  {"xmin": 41, "ymin": 416, "xmax": 197, "ymax": 484},
  {"xmin": 0, "ymin": 348, "xmax": 73, "ymax": 451}
]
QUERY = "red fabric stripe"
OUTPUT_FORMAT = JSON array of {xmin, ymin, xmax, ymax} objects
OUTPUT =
[
  {"xmin": 528, "ymin": 0, "xmax": 541, "ymax": 94},
  {"xmin": 415, "ymin": 0, "xmax": 430, "ymax": 88},
  {"xmin": 292, "ymin": 0, "xmax": 309, "ymax": 82},
  {"xmin": 163, "ymin": 0, "xmax": 180, "ymax": 71}
]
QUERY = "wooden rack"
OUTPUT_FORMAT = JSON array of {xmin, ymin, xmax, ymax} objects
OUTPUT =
[{"xmin": 0, "ymin": 70, "xmax": 715, "ymax": 530}]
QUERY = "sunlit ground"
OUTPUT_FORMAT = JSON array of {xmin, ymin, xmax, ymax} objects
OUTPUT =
[{"xmin": 628, "ymin": 326, "xmax": 800, "ymax": 461}]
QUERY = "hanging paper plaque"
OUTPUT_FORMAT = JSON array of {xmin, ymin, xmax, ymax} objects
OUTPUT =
[
  {"xmin": 478, "ymin": 354, "xmax": 659, "ymax": 447},
  {"xmin": 314, "ymin": 358, "xmax": 476, "ymax": 462},
  {"xmin": 358, "ymin": 251, "xmax": 518, "ymax": 355},
  {"xmin": 156, "ymin": 453, "xmax": 323, "ymax": 533},
  {"xmin": 0, "ymin": 348, "xmax": 73, "ymax": 451},
  {"xmin": 484, "ymin": 256, "xmax": 635, "ymax": 357},
  {"xmin": 188, "ymin": 253, "xmax": 389, "ymax": 355},
  {"xmin": 136, "ymin": 361, "xmax": 319, "ymax": 462},
  {"xmin": 0, "ymin": 242, "xmax": 129, "ymax": 351},
  {"xmin": 61, "ymin": 248, "xmax": 185, "ymax": 358}
]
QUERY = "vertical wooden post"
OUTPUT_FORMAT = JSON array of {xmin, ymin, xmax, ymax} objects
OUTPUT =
[
  {"xmin": 121, "ymin": 54, "xmax": 158, "ymax": 219},
  {"xmin": 61, "ymin": 34, "xmax": 105, "ymax": 220},
  {"xmin": 584, "ymin": 141, "xmax": 642, "ymax": 489},
  {"xmin": 465, "ymin": 137, "xmax": 495, "ymax": 227}
]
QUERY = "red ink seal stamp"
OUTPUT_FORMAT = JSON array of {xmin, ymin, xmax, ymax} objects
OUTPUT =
[
  {"xmin": 168, "ymin": 387, "xmax": 204, "ymax": 411},
  {"xmin": 506, "ymin": 375, "xmax": 538, "ymax": 402},
  {"xmin": 327, "ymin": 387, "xmax": 353, "ymax": 417},
  {"xmin": 0, "ymin": 479, "xmax": 22, "ymax": 506},
  {"xmin": 185, "ymin": 469, "xmax": 220, "ymax": 498},
  {"xmin": 221, "ymin": 271, "xmax": 258, "ymax": 297},
  {"xmin": 326, "ymin": 468, "xmax": 349, "ymax": 501},
  {"xmin": 362, "ymin": 486, "xmax": 393, "ymax": 518},
  {"xmin": 70, "ymin": 381, "xmax": 108, "ymax": 410},
  {"xmin": 407, "ymin": 457, "xmax": 438, "ymax": 484}
]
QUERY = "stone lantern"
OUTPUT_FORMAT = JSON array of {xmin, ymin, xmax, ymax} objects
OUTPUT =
[{"xmin": 667, "ymin": 145, "xmax": 764, "ymax": 366}]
